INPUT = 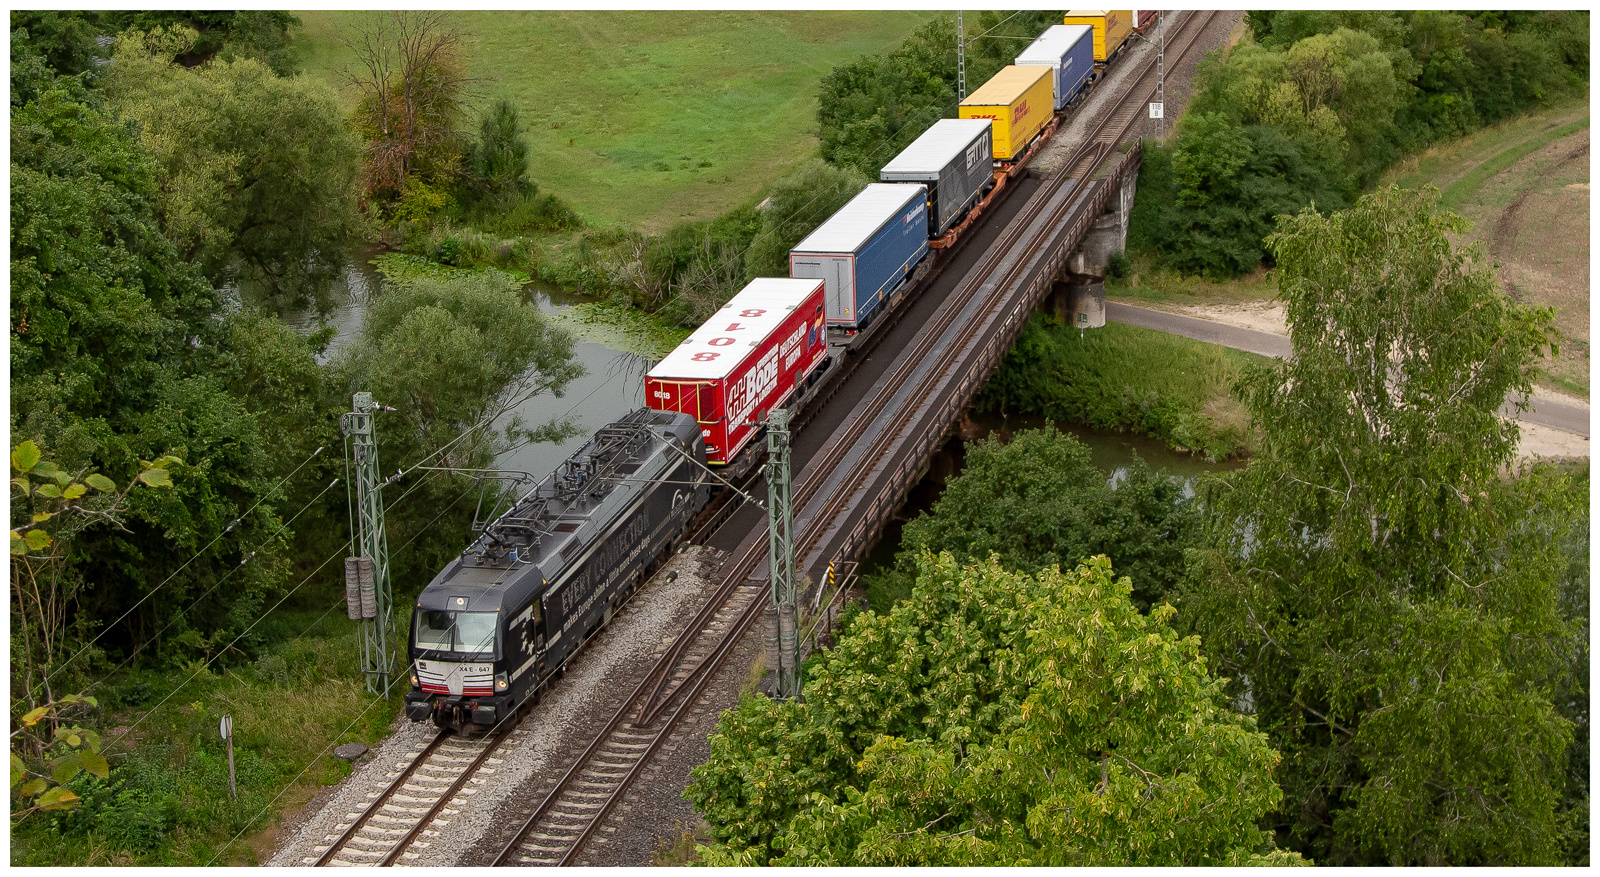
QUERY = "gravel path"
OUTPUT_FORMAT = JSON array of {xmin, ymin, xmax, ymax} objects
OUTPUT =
[
  {"xmin": 1035, "ymin": 10, "xmax": 1243, "ymax": 173},
  {"xmin": 267, "ymin": 546, "xmax": 726, "ymax": 867}
]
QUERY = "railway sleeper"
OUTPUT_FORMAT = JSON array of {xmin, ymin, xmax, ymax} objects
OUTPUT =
[{"xmin": 556, "ymin": 799, "xmax": 606, "ymax": 813}]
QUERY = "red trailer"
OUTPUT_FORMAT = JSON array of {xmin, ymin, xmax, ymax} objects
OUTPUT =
[{"xmin": 645, "ymin": 278, "xmax": 828, "ymax": 465}]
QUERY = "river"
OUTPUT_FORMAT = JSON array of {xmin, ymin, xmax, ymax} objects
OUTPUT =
[
  {"xmin": 291, "ymin": 256, "xmax": 1242, "ymax": 553},
  {"xmin": 284, "ymin": 254, "xmax": 653, "ymax": 482}
]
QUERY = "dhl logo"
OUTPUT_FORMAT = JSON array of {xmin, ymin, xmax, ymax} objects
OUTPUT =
[{"xmin": 1012, "ymin": 100, "xmax": 1030, "ymax": 124}]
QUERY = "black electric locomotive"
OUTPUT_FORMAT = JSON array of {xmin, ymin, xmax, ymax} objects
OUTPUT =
[{"xmin": 404, "ymin": 408, "xmax": 710, "ymax": 732}]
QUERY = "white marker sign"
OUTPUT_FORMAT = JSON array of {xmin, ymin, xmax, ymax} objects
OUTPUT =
[{"xmin": 1148, "ymin": 102, "xmax": 1164, "ymax": 119}]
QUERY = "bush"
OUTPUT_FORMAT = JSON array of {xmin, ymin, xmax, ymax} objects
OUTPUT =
[
  {"xmin": 1133, "ymin": 11, "xmax": 1590, "ymax": 277},
  {"xmin": 98, "ymin": 788, "xmax": 174, "ymax": 853},
  {"xmin": 978, "ymin": 317, "xmax": 1260, "ymax": 460},
  {"xmin": 394, "ymin": 177, "xmax": 452, "ymax": 225},
  {"xmin": 436, "ymin": 236, "xmax": 462, "ymax": 265},
  {"xmin": 1105, "ymin": 250, "xmax": 1131, "ymax": 279}
]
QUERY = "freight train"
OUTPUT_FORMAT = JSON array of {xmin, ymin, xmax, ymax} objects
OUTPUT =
[{"xmin": 403, "ymin": 11, "xmax": 1156, "ymax": 732}]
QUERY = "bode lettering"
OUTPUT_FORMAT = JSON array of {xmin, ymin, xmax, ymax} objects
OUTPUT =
[{"xmin": 730, "ymin": 347, "xmax": 780, "ymax": 429}]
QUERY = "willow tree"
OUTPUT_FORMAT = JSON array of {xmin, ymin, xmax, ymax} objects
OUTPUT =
[
  {"xmin": 106, "ymin": 26, "xmax": 363, "ymax": 311},
  {"xmin": 1180, "ymin": 186, "xmax": 1576, "ymax": 864}
]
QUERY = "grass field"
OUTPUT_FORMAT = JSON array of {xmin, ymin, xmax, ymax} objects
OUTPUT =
[
  {"xmin": 291, "ymin": 10, "xmax": 933, "ymax": 231},
  {"xmin": 1384, "ymin": 98, "xmax": 1591, "ymax": 397}
]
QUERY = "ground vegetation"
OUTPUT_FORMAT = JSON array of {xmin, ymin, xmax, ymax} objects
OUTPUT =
[{"xmin": 980, "ymin": 318, "xmax": 1262, "ymax": 460}]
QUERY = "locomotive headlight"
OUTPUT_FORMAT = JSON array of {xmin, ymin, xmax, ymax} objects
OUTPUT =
[
  {"xmin": 495, "ymin": 672, "xmax": 508, "ymax": 691},
  {"xmin": 410, "ymin": 672, "xmax": 419, "ymax": 687}
]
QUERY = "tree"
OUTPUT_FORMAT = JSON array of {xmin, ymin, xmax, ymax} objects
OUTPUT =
[
  {"xmin": 340, "ymin": 265, "xmax": 584, "ymax": 472},
  {"xmin": 1131, "ymin": 12, "xmax": 1588, "ymax": 278},
  {"xmin": 342, "ymin": 11, "xmax": 470, "ymax": 210},
  {"xmin": 1178, "ymin": 186, "xmax": 1573, "ymax": 864},
  {"xmin": 743, "ymin": 159, "xmax": 868, "ymax": 279},
  {"xmin": 12, "ymin": 76, "xmax": 304, "ymax": 681},
  {"xmin": 816, "ymin": 12, "xmax": 1061, "ymax": 179},
  {"xmin": 871, "ymin": 425, "xmax": 1201, "ymax": 610},
  {"xmin": 688, "ymin": 553, "xmax": 1300, "ymax": 866},
  {"xmin": 8, "ymin": 11, "xmax": 103, "ymax": 81},
  {"xmin": 105, "ymin": 26, "xmax": 363, "ymax": 311},
  {"xmin": 466, "ymin": 98, "xmax": 530, "ymax": 203},
  {"xmin": 816, "ymin": 15, "xmax": 955, "ymax": 178},
  {"xmin": 10, "ymin": 441, "xmax": 177, "ymax": 709}
]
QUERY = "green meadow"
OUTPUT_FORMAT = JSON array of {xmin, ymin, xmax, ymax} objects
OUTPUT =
[{"xmin": 293, "ymin": 10, "xmax": 934, "ymax": 230}]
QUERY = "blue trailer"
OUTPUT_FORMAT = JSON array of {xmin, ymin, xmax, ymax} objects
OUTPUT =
[
  {"xmin": 789, "ymin": 183, "xmax": 929, "ymax": 330},
  {"xmin": 1015, "ymin": 24, "xmax": 1096, "ymax": 110}
]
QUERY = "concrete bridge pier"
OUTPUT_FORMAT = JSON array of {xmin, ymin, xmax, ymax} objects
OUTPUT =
[
  {"xmin": 1050, "ymin": 277, "xmax": 1106, "ymax": 329},
  {"xmin": 1049, "ymin": 161, "xmax": 1139, "ymax": 329}
]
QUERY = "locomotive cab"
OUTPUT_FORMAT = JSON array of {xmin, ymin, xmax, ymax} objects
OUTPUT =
[{"xmin": 404, "ymin": 561, "xmax": 548, "ymax": 733}]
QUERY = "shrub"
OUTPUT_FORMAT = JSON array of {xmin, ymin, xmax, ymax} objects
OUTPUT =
[
  {"xmin": 1105, "ymin": 249, "xmax": 1131, "ymax": 279},
  {"xmin": 978, "ymin": 317, "xmax": 1261, "ymax": 460},
  {"xmin": 98, "ymin": 788, "xmax": 174, "ymax": 853}
]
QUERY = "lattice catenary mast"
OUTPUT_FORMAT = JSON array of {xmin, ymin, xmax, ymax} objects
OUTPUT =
[
  {"xmin": 764, "ymin": 408, "xmax": 799, "ymax": 700},
  {"xmin": 956, "ymin": 10, "xmax": 967, "ymax": 100},
  {"xmin": 342, "ymin": 392, "xmax": 394, "ymax": 695}
]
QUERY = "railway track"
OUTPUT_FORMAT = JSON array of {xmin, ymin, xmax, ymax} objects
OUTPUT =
[
  {"xmin": 314, "ymin": 724, "xmax": 515, "ymax": 866},
  {"xmin": 486, "ymin": 14, "xmax": 1222, "ymax": 867},
  {"xmin": 480, "ymin": 15, "xmax": 1224, "ymax": 868},
  {"xmin": 797, "ymin": 9, "xmax": 1222, "ymax": 577},
  {"xmin": 487, "ymin": 576, "xmax": 765, "ymax": 865},
  {"xmin": 304, "ymin": 14, "xmax": 1221, "ymax": 868}
]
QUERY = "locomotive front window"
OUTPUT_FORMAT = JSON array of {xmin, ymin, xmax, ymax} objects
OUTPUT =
[
  {"xmin": 455, "ymin": 612, "xmax": 497, "ymax": 655},
  {"xmin": 414, "ymin": 609, "xmax": 497, "ymax": 656}
]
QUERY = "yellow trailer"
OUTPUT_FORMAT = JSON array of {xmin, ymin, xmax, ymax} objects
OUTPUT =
[
  {"xmin": 958, "ymin": 65, "xmax": 1053, "ymax": 161},
  {"xmin": 1063, "ymin": 10, "xmax": 1134, "ymax": 62}
]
